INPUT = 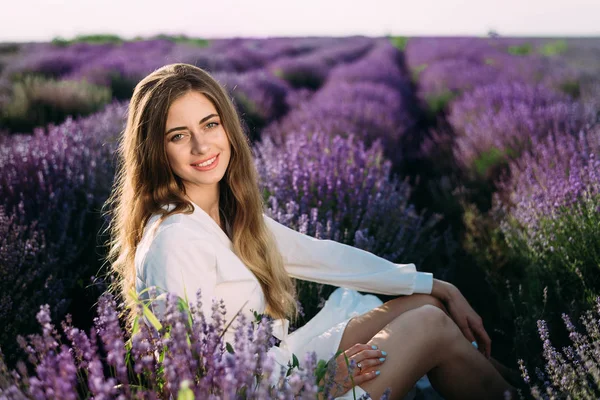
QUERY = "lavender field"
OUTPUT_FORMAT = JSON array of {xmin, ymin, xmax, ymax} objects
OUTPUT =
[{"xmin": 0, "ymin": 34, "xmax": 599, "ymax": 399}]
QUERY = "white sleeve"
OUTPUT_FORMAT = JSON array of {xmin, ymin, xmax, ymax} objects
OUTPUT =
[
  {"xmin": 140, "ymin": 226, "xmax": 218, "ymax": 319},
  {"xmin": 263, "ymin": 214, "xmax": 433, "ymax": 295}
]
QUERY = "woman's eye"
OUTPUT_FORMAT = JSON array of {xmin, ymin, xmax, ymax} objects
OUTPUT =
[
  {"xmin": 206, "ymin": 122, "xmax": 219, "ymax": 129},
  {"xmin": 171, "ymin": 133, "xmax": 184, "ymax": 141}
]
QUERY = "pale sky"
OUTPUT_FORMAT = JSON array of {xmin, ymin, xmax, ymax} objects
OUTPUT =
[{"xmin": 1, "ymin": 0, "xmax": 599, "ymax": 42}]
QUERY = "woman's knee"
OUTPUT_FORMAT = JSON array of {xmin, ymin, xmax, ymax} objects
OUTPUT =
[
  {"xmin": 414, "ymin": 294, "xmax": 449, "ymax": 315},
  {"xmin": 389, "ymin": 293, "xmax": 450, "ymax": 317},
  {"xmin": 411, "ymin": 304, "xmax": 457, "ymax": 338}
]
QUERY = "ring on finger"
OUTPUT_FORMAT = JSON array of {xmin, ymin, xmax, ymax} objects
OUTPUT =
[{"xmin": 357, "ymin": 362, "xmax": 363, "ymax": 374}]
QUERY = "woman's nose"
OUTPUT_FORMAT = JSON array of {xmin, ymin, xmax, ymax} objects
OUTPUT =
[{"xmin": 190, "ymin": 131, "xmax": 210, "ymax": 153}]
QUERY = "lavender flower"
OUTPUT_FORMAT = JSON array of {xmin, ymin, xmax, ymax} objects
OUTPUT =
[
  {"xmin": 494, "ymin": 125, "xmax": 600, "ymax": 239},
  {"xmin": 263, "ymin": 41, "xmax": 419, "ymax": 165},
  {"xmin": 0, "ymin": 101, "xmax": 126, "ymax": 366},
  {"xmin": 449, "ymin": 81, "xmax": 586, "ymax": 178},
  {"xmin": 1, "ymin": 289, "xmax": 403, "ymax": 399},
  {"xmin": 255, "ymin": 129, "xmax": 441, "ymax": 261},
  {"xmin": 517, "ymin": 301, "xmax": 600, "ymax": 398},
  {"xmin": 212, "ymin": 69, "xmax": 291, "ymax": 135}
]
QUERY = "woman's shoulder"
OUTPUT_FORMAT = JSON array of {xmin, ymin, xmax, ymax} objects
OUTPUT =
[
  {"xmin": 144, "ymin": 208, "xmax": 205, "ymax": 240},
  {"xmin": 135, "ymin": 208, "xmax": 214, "ymax": 271}
]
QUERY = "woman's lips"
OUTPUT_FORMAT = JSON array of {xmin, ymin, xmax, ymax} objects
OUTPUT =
[{"xmin": 191, "ymin": 154, "xmax": 219, "ymax": 171}]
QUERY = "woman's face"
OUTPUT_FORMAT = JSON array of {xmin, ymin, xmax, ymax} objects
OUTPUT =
[{"xmin": 164, "ymin": 91, "xmax": 231, "ymax": 194}]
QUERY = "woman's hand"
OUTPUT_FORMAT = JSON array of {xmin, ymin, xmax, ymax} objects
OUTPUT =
[
  {"xmin": 319, "ymin": 343, "xmax": 386, "ymax": 398},
  {"xmin": 444, "ymin": 284, "xmax": 492, "ymax": 359}
]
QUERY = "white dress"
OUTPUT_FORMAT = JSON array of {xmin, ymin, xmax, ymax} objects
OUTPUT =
[{"xmin": 134, "ymin": 201, "xmax": 434, "ymax": 399}]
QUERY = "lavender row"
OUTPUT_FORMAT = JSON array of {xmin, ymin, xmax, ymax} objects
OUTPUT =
[
  {"xmin": 449, "ymin": 81, "xmax": 586, "ymax": 178},
  {"xmin": 5, "ymin": 281, "xmax": 600, "ymax": 398},
  {"xmin": 492, "ymin": 124, "xmax": 600, "ymax": 297},
  {"xmin": 494, "ymin": 125, "xmax": 600, "ymax": 236},
  {"xmin": 0, "ymin": 37, "xmax": 380, "ymax": 134},
  {"xmin": 405, "ymin": 37, "xmax": 581, "ymax": 110},
  {"xmin": 0, "ymin": 103, "xmax": 126, "ymax": 362},
  {"xmin": 2, "ymin": 37, "xmax": 371, "ymax": 90},
  {"xmin": 256, "ymin": 129, "xmax": 442, "ymax": 263},
  {"xmin": 263, "ymin": 40, "xmax": 419, "ymax": 166},
  {"xmin": 0, "ymin": 291, "xmax": 353, "ymax": 399},
  {"xmin": 266, "ymin": 36, "xmax": 374, "ymax": 89}
]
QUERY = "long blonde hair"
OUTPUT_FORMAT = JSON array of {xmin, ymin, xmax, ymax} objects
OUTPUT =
[{"xmin": 102, "ymin": 63, "xmax": 297, "ymax": 328}]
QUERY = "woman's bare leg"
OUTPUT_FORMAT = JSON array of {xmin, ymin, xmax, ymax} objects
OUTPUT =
[
  {"xmin": 338, "ymin": 294, "xmax": 451, "ymax": 350},
  {"xmin": 338, "ymin": 294, "xmax": 521, "ymax": 389},
  {"xmin": 350, "ymin": 305, "xmax": 516, "ymax": 400}
]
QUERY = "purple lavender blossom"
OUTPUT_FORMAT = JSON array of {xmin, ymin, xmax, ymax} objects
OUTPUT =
[
  {"xmin": 493, "ymin": 125, "xmax": 600, "ymax": 236},
  {"xmin": 255, "ymin": 129, "xmax": 441, "ymax": 263},
  {"xmin": 27, "ymin": 345, "xmax": 78, "ymax": 400},
  {"xmin": 266, "ymin": 37, "xmax": 373, "ymax": 89},
  {"xmin": 4, "ymin": 287, "xmax": 397, "ymax": 399},
  {"xmin": 405, "ymin": 37, "xmax": 584, "ymax": 115},
  {"xmin": 94, "ymin": 294, "xmax": 129, "ymax": 392},
  {"xmin": 0, "ymin": 102, "xmax": 126, "ymax": 364},
  {"xmin": 448, "ymin": 82, "xmax": 586, "ymax": 178},
  {"xmin": 212, "ymin": 69, "xmax": 292, "ymax": 132},
  {"xmin": 517, "ymin": 304, "xmax": 600, "ymax": 398},
  {"xmin": 262, "ymin": 41, "xmax": 419, "ymax": 166}
]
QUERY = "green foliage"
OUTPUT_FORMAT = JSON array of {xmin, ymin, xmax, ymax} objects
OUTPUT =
[
  {"xmin": 409, "ymin": 63, "xmax": 427, "ymax": 84},
  {"xmin": 558, "ymin": 79, "xmax": 581, "ymax": 99},
  {"xmin": 539, "ymin": 39, "xmax": 568, "ymax": 56},
  {"xmin": 314, "ymin": 358, "xmax": 329, "ymax": 385},
  {"xmin": 273, "ymin": 68, "xmax": 323, "ymax": 90},
  {"xmin": 388, "ymin": 36, "xmax": 409, "ymax": 50},
  {"xmin": 508, "ymin": 43, "xmax": 533, "ymax": 56},
  {"xmin": 472, "ymin": 146, "xmax": 516, "ymax": 180},
  {"xmin": 0, "ymin": 43, "xmax": 19, "ymax": 54},
  {"xmin": 49, "ymin": 33, "xmax": 210, "ymax": 48},
  {"xmin": 0, "ymin": 74, "xmax": 111, "ymax": 133},
  {"xmin": 470, "ymin": 193, "xmax": 600, "ymax": 371},
  {"xmin": 232, "ymin": 92, "xmax": 260, "ymax": 122},
  {"xmin": 286, "ymin": 353, "xmax": 300, "ymax": 377},
  {"xmin": 152, "ymin": 34, "xmax": 210, "ymax": 47},
  {"xmin": 424, "ymin": 89, "xmax": 455, "ymax": 115},
  {"xmin": 52, "ymin": 34, "xmax": 124, "ymax": 47},
  {"xmin": 177, "ymin": 380, "xmax": 195, "ymax": 400},
  {"xmin": 508, "ymin": 193, "xmax": 600, "ymax": 300},
  {"xmin": 108, "ymin": 71, "xmax": 139, "ymax": 100},
  {"xmin": 463, "ymin": 204, "xmax": 560, "ymax": 371},
  {"xmin": 463, "ymin": 203, "xmax": 514, "ymax": 276}
]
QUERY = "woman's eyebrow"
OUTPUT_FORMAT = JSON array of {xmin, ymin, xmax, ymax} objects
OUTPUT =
[{"xmin": 165, "ymin": 113, "xmax": 218, "ymax": 135}]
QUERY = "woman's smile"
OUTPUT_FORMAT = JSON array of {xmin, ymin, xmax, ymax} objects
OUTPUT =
[{"xmin": 191, "ymin": 154, "xmax": 220, "ymax": 171}]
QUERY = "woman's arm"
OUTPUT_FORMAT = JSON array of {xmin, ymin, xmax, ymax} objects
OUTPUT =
[
  {"xmin": 431, "ymin": 278, "xmax": 457, "ymax": 302},
  {"xmin": 263, "ymin": 214, "xmax": 433, "ymax": 296}
]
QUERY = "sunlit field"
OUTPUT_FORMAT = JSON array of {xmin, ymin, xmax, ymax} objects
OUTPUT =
[{"xmin": 1, "ymin": 34, "xmax": 599, "ymax": 399}]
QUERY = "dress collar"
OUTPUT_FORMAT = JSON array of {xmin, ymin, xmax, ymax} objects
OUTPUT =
[{"xmin": 160, "ymin": 201, "xmax": 232, "ymax": 247}]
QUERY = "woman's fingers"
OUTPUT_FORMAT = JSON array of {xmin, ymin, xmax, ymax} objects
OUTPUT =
[
  {"xmin": 355, "ymin": 357, "xmax": 386, "ymax": 374},
  {"xmin": 352, "ymin": 369, "xmax": 381, "ymax": 385},
  {"xmin": 342, "ymin": 344, "xmax": 385, "ymax": 366},
  {"xmin": 342, "ymin": 343, "xmax": 374, "ymax": 359},
  {"xmin": 352, "ymin": 349, "xmax": 385, "ymax": 362},
  {"xmin": 330, "ymin": 344, "xmax": 386, "ymax": 397},
  {"xmin": 469, "ymin": 317, "xmax": 492, "ymax": 358},
  {"xmin": 346, "ymin": 350, "xmax": 386, "ymax": 375}
]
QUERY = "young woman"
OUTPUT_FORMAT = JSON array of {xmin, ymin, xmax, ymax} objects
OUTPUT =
[{"xmin": 104, "ymin": 63, "xmax": 518, "ymax": 399}]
